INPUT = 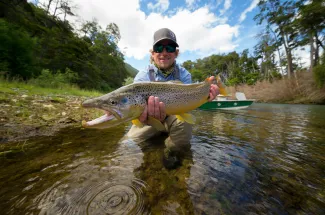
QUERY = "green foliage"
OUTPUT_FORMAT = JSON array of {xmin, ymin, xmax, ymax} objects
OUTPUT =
[
  {"xmin": 123, "ymin": 77, "xmax": 134, "ymax": 86},
  {"xmin": 313, "ymin": 65, "xmax": 325, "ymax": 88},
  {"xmin": 0, "ymin": 19, "xmax": 37, "ymax": 80},
  {"xmin": 28, "ymin": 68, "xmax": 78, "ymax": 89},
  {"xmin": 227, "ymin": 77, "xmax": 241, "ymax": 86},
  {"xmin": 184, "ymin": 51, "xmax": 261, "ymax": 86},
  {"xmin": 124, "ymin": 63, "xmax": 139, "ymax": 77},
  {"xmin": 0, "ymin": 0, "xmax": 130, "ymax": 92}
]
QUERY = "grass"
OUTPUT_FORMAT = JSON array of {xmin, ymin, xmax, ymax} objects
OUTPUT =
[
  {"xmin": 0, "ymin": 79, "xmax": 103, "ymax": 97},
  {"xmin": 227, "ymin": 71, "xmax": 325, "ymax": 104}
]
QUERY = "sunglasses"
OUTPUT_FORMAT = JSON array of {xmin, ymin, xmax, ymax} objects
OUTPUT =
[{"xmin": 153, "ymin": 44, "xmax": 177, "ymax": 53}]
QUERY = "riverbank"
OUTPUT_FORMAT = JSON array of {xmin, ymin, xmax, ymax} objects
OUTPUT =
[
  {"xmin": 0, "ymin": 81, "xmax": 103, "ymax": 143},
  {"xmin": 1, "ymin": 73, "xmax": 324, "ymax": 143},
  {"xmin": 228, "ymin": 71, "xmax": 325, "ymax": 104}
]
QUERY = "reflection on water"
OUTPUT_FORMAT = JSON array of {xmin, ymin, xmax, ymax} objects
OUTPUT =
[{"xmin": 0, "ymin": 103, "xmax": 325, "ymax": 214}]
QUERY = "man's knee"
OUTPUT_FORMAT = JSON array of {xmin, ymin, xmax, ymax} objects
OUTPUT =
[
  {"xmin": 165, "ymin": 115, "xmax": 192, "ymax": 150},
  {"xmin": 127, "ymin": 125, "xmax": 161, "ymax": 142}
]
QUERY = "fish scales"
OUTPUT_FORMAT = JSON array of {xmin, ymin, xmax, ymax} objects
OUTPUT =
[
  {"xmin": 129, "ymin": 82, "xmax": 210, "ymax": 114},
  {"xmin": 81, "ymin": 78, "xmax": 213, "ymax": 129}
]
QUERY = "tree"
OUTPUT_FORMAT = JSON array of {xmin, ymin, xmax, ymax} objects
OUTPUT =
[
  {"xmin": 254, "ymin": 0, "xmax": 300, "ymax": 78},
  {"xmin": 254, "ymin": 30, "xmax": 278, "ymax": 80},
  {"xmin": 0, "ymin": 19, "xmax": 37, "ymax": 79},
  {"xmin": 295, "ymin": 0, "xmax": 325, "ymax": 71}
]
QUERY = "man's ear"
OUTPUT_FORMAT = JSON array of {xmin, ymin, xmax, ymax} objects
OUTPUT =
[{"xmin": 175, "ymin": 49, "xmax": 179, "ymax": 57}]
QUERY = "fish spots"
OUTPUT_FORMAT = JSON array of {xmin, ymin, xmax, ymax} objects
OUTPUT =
[{"xmin": 120, "ymin": 97, "xmax": 127, "ymax": 104}]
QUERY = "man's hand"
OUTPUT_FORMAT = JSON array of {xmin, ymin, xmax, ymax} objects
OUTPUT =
[
  {"xmin": 139, "ymin": 96, "xmax": 166, "ymax": 123},
  {"xmin": 208, "ymin": 76, "xmax": 219, "ymax": 102}
]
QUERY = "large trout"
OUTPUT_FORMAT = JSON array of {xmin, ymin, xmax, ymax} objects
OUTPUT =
[{"xmin": 81, "ymin": 77, "xmax": 215, "ymax": 130}]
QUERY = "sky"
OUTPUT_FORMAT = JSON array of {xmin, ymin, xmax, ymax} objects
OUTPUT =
[{"xmin": 32, "ymin": 0, "xmax": 310, "ymax": 72}]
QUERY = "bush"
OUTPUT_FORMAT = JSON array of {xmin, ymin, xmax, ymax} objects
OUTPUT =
[
  {"xmin": 28, "ymin": 68, "xmax": 78, "ymax": 89},
  {"xmin": 123, "ymin": 76, "xmax": 134, "ymax": 86},
  {"xmin": 313, "ymin": 64, "xmax": 325, "ymax": 88},
  {"xmin": 0, "ymin": 19, "xmax": 37, "ymax": 80}
]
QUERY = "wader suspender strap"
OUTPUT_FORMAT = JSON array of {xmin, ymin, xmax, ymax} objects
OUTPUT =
[
  {"xmin": 148, "ymin": 64, "xmax": 180, "ymax": 82},
  {"xmin": 149, "ymin": 68, "xmax": 155, "ymax": 81},
  {"xmin": 174, "ymin": 64, "xmax": 181, "ymax": 81}
]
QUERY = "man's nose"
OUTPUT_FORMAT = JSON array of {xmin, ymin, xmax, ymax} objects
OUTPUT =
[{"xmin": 161, "ymin": 48, "xmax": 168, "ymax": 54}]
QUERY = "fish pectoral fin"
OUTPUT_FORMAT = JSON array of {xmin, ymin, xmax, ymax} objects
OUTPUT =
[
  {"xmin": 176, "ymin": 113, "xmax": 196, "ymax": 124},
  {"xmin": 132, "ymin": 119, "xmax": 144, "ymax": 128},
  {"xmin": 82, "ymin": 120, "xmax": 88, "ymax": 127},
  {"xmin": 147, "ymin": 116, "xmax": 165, "ymax": 131}
]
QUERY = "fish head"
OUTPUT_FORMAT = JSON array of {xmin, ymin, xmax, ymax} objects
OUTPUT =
[{"xmin": 82, "ymin": 87, "xmax": 145, "ymax": 129}]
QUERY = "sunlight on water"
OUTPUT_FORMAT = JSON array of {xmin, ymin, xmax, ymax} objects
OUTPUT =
[{"xmin": 0, "ymin": 103, "xmax": 324, "ymax": 214}]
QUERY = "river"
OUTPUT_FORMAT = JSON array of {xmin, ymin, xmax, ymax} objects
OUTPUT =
[{"xmin": 0, "ymin": 103, "xmax": 324, "ymax": 214}]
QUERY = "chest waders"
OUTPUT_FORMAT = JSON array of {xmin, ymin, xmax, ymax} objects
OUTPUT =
[{"xmin": 148, "ymin": 64, "xmax": 181, "ymax": 82}]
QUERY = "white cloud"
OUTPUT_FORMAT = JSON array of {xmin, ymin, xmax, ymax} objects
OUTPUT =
[
  {"xmin": 293, "ymin": 46, "xmax": 310, "ymax": 69},
  {"xmin": 239, "ymin": 0, "xmax": 259, "ymax": 23},
  {"xmin": 147, "ymin": 0, "xmax": 169, "ymax": 13},
  {"xmin": 36, "ymin": 0, "xmax": 239, "ymax": 61},
  {"xmin": 219, "ymin": 0, "xmax": 232, "ymax": 15},
  {"xmin": 185, "ymin": 0, "xmax": 199, "ymax": 8}
]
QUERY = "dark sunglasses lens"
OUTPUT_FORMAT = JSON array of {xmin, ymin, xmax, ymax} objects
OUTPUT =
[
  {"xmin": 154, "ymin": 45, "xmax": 164, "ymax": 53},
  {"xmin": 166, "ymin": 45, "xmax": 176, "ymax": 53}
]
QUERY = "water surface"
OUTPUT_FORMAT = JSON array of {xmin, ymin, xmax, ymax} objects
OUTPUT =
[{"xmin": 1, "ymin": 103, "xmax": 324, "ymax": 214}]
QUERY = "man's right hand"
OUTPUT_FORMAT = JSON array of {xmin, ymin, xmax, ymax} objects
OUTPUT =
[{"xmin": 139, "ymin": 96, "xmax": 166, "ymax": 123}]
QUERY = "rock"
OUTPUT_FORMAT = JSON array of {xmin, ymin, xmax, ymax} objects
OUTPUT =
[
  {"xmin": 21, "ymin": 95, "xmax": 28, "ymax": 98},
  {"xmin": 43, "ymin": 104, "xmax": 56, "ymax": 109},
  {"xmin": 41, "ymin": 115, "xmax": 54, "ymax": 121},
  {"xmin": 58, "ymin": 117, "xmax": 77, "ymax": 124},
  {"xmin": 62, "ymin": 112, "xmax": 67, "ymax": 116}
]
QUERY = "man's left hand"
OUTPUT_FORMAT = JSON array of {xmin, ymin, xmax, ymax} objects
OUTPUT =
[{"xmin": 208, "ymin": 76, "xmax": 219, "ymax": 101}]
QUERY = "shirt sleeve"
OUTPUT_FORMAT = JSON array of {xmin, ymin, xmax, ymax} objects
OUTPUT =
[
  {"xmin": 179, "ymin": 67, "xmax": 192, "ymax": 84},
  {"xmin": 134, "ymin": 70, "xmax": 149, "ymax": 83}
]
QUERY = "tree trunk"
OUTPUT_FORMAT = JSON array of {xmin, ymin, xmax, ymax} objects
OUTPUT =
[
  {"xmin": 270, "ymin": 28, "xmax": 284, "ymax": 75},
  {"xmin": 310, "ymin": 33, "xmax": 315, "ymax": 72},
  {"xmin": 314, "ymin": 31, "xmax": 319, "ymax": 66},
  {"xmin": 282, "ymin": 31, "xmax": 293, "ymax": 78},
  {"xmin": 46, "ymin": 0, "xmax": 53, "ymax": 13},
  {"xmin": 53, "ymin": 0, "xmax": 60, "ymax": 17}
]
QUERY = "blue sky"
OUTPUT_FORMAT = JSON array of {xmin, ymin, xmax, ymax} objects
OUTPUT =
[
  {"xmin": 124, "ymin": 0, "xmax": 261, "ymax": 71},
  {"xmin": 34, "ymin": 0, "xmax": 309, "ymax": 71}
]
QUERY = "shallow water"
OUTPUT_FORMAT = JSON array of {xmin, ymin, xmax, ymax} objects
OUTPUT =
[{"xmin": 1, "ymin": 103, "xmax": 324, "ymax": 214}]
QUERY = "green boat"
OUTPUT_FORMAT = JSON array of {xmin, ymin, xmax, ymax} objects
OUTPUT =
[{"xmin": 199, "ymin": 93, "xmax": 255, "ymax": 110}]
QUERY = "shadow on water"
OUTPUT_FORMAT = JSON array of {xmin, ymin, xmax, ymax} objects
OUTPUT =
[
  {"xmin": 0, "ymin": 126, "xmax": 150, "ymax": 214},
  {"xmin": 133, "ymin": 135, "xmax": 195, "ymax": 214},
  {"xmin": 0, "ymin": 103, "xmax": 325, "ymax": 214}
]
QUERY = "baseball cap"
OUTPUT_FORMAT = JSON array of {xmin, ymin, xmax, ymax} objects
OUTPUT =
[{"xmin": 153, "ymin": 28, "xmax": 179, "ymax": 47}]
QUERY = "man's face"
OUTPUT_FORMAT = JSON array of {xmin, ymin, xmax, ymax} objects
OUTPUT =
[{"xmin": 152, "ymin": 39, "xmax": 177, "ymax": 70}]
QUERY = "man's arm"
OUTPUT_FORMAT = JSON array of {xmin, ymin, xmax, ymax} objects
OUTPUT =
[
  {"xmin": 179, "ymin": 67, "xmax": 192, "ymax": 84},
  {"xmin": 134, "ymin": 70, "xmax": 150, "ymax": 83}
]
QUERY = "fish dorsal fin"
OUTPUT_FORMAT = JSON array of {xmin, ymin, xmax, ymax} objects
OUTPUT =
[
  {"xmin": 132, "ymin": 119, "xmax": 144, "ymax": 128},
  {"xmin": 176, "ymin": 113, "xmax": 196, "ymax": 124},
  {"xmin": 147, "ymin": 116, "xmax": 166, "ymax": 131}
]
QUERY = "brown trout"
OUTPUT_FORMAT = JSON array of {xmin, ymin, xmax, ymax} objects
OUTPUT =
[{"xmin": 81, "ymin": 77, "xmax": 214, "ymax": 130}]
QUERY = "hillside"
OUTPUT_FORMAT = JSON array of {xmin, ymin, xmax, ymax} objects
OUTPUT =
[{"xmin": 125, "ymin": 63, "xmax": 139, "ymax": 77}]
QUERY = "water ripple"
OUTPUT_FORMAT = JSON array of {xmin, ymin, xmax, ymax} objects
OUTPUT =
[{"xmin": 35, "ymin": 178, "xmax": 149, "ymax": 215}]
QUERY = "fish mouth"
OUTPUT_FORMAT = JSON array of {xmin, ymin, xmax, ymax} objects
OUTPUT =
[{"xmin": 82, "ymin": 109, "xmax": 122, "ymax": 128}]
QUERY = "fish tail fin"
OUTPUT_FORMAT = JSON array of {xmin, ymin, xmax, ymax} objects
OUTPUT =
[
  {"xmin": 204, "ymin": 77, "xmax": 214, "ymax": 85},
  {"xmin": 176, "ymin": 113, "xmax": 196, "ymax": 124},
  {"xmin": 216, "ymin": 75, "xmax": 229, "ymax": 96}
]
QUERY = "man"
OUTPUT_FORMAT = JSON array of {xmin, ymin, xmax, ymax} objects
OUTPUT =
[{"xmin": 127, "ymin": 28, "xmax": 219, "ymax": 169}]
